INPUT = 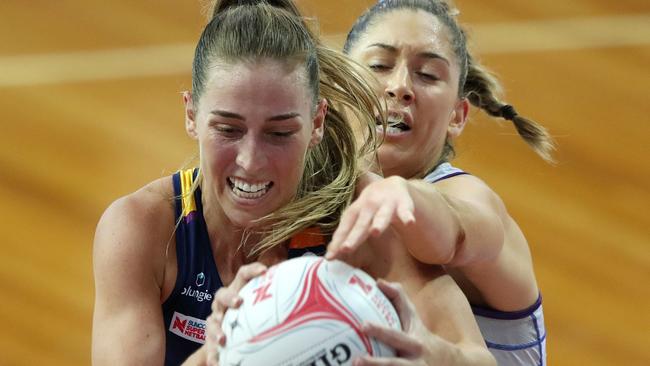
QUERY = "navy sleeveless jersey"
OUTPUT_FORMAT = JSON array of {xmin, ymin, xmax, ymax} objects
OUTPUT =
[{"xmin": 162, "ymin": 169, "xmax": 326, "ymax": 365}]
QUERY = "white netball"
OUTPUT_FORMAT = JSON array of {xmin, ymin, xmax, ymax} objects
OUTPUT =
[{"xmin": 218, "ymin": 256, "xmax": 402, "ymax": 366}]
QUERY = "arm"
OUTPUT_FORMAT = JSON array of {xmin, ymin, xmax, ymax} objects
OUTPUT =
[
  {"xmin": 399, "ymin": 176, "xmax": 505, "ymax": 267},
  {"xmin": 357, "ymin": 277, "xmax": 495, "ymax": 366},
  {"xmin": 328, "ymin": 175, "xmax": 539, "ymax": 310},
  {"xmin": 92, "ymin": 193, "xmax": 169, "ymax": 365}
]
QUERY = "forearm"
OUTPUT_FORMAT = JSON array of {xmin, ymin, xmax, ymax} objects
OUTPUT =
[
  {"xmin": 401, "ymin": 179, "xmax": 504, "ymax": 266},
  {"xmin": 397, "ymin": 179, "xmax": 463, "ymax": 264}
]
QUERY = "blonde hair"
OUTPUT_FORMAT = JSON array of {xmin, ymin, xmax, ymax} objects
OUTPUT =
[{"xmin": 189, "ymin": 0, "xmax": 383, "ymax": 256}]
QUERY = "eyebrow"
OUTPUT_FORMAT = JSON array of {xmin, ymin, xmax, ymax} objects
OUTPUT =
[
  {"xmin": 210, "ymin": 110, "xmax": 301, "ymax": 122},
  {"xmin": 366, "ymin": 43, "xmax": 450, "ymax": 66}
]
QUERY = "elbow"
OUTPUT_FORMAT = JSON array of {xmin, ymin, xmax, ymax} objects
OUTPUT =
[{"xmin": 408, "ymin": 231, "xmax": 460, "ymax": 265}]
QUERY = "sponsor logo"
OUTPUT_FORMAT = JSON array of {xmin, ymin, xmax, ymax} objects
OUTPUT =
[
  {"xmin": 181, "ymin": 285, "xmax": 213, "ymax": 302},
  {"xmin": 348, "ymin": 274, "xmax": 372, "ymax": 294},
  {"xmin": 196, "ymin": 272, "xmax": 205, "ymax": 287},
  {"xmin": 252, "ymin": 283, "xmax": 273, "ymax": 305},
  {"xmin": 169, "ymin": 312, "xmax": 206, "ymax": 344},
  {"xmin": 298, "ymin": 343, "xmax": 351, "ymax": 366}
]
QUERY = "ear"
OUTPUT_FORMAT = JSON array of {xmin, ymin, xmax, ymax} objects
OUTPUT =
[
  {"xmin": 309, "ymin": 98, "xmax": 328, "ymax": 147},
  {"xmin": 447, "ymin": 98, "xmax": 469, "ymax": 139},
  {"xmin": 183, "ymin": 91, "xmax": 198, "ymax": 140}
]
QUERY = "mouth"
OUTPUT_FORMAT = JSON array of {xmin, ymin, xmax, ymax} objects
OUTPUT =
[
  {"xmin": 376, "ymin": 111, "xmax": 412, "ymax": 135},
  {"xmin": 227, "ymin": 177, "xmax": 273, "ymax": 200}
]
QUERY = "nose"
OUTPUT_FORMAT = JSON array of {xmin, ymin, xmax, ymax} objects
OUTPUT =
[
  {"xmin": 236, "ymin": 135, "xmax": 268, "ymax": 173},
  {"xmin": 384, "ymin": 64, "xmax": 414, "ymax": 105}
]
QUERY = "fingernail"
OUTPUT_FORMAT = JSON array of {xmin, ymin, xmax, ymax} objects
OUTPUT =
[{"xmin": 218, "ymin": 334, "xmax": 226, "ymax": 346}]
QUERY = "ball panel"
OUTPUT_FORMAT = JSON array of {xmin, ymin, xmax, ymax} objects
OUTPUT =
[
  {"xmin": 219, "ymin": 257, "xmax": 402, "ymax": 365},
  {"xmin": 221, "ymin": 322, "xmax": 371, "ymax": 366}
]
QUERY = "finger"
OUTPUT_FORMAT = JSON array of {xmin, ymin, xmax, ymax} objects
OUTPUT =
[
  {"xmin": 213, "ymin": 287, "xmax": 240, "ymax": 315},
  {"xmin": 362, "ymin": 322, "xmax": 424, "ymax": 357},
  {"xmin": 369, "ymin": 203, "xmax": 395, "ymax": 237},
  {"xmin": 396, "ymin": 198, "xmax": 415, "ymax": 226},
  {"xmin": 376, "ymin": 280, "xmax": 415, "ymax": 331},
  {"xmin": 233, "ymin": 262, "xmax": 268, "ymax": 289},
  {"xmin": 353, "ymin": 355, "xmax": 411, "ymax": 366},
  {"xmin": 327, "ymin": 207, "xmax": 360, "ymax": 258},
  {"xmin": 376, "ymin": 279, "xmax": 402, "ymax": 303},
  {"xmin": 205, "ymin": 324, "xmax": 221, "ymax": 366},
  {"xmin": 342, "ymin": 206, "xmax": 379, "ymax": 249},
  {"xmin": 206, "ymin": 314, "xmax": 226, "ymax": 346}
]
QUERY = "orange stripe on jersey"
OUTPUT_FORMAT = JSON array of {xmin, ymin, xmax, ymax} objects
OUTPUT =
[
  {"xmin": 180, "ymin": 169, "xmax": 197, "ymax": 218},
  {"xmin": 289, "ymin": 227, "xmax": 326, "ymax": 249}
]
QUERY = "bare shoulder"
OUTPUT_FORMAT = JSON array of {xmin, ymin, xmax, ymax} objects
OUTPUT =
[
  {"xmin": 93, "ymin": 176, "xmax": 176, "ymax": 283},
  {"xmin": 92, "ymin": 176, "xmax": 175, "ymax": 365},
  {"xmin": 433, "ymin": 174, "xmax": 508, "ymax": 217}
]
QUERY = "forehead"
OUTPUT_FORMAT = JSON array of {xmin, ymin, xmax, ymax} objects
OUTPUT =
[
  {"xmin": 200, "ymin": 59, "xmax": 311, "ymax": 110},
  {"xmin": 356, "ymin": 9, "xmax": 454, "ymax": 57}
]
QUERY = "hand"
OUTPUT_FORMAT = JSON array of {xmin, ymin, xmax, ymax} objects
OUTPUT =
[
  {"xmin": 355, "ymin": 280, "xmax": 464, "ymax": 366},
  {"xmin": 205, "ymin": 262, "xmax": 268, "ymax": 366},
  {"xmin": 326, "ymin": 176, "xmax": 415, "ymax": 260}
]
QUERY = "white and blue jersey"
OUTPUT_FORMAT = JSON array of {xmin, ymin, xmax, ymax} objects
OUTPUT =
[{"xmin": 424, "ymin": 163, "xmax": 547, "ymax": 366}]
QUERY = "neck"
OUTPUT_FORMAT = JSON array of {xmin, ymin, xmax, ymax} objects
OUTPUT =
[{"xmin": 200, "ymin": 180, "xmax": 257, "ymax": 259}]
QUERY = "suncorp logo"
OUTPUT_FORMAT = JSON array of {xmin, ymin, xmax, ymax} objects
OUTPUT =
[
  {"xmin": 181, "ymin": 286, "xmax": 213, "ymax": 302},
  {"xmin": 169, "ymin": 312, "xmax": 206, "ymax": 344}
]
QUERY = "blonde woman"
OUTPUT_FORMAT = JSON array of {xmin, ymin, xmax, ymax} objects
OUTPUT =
[{"xmin": 92, "ymin": 1, "xmax": 496, "ymax": 365}]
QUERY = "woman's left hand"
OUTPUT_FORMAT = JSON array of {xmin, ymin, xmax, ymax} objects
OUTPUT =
[{"xmin": 354, "ymin": 280, "xmax": 451, "ymax": 366}]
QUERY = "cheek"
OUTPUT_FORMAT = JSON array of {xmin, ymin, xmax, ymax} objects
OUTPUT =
[{"xmin": 202, "ymin": 139, "xmax": 235, "ymax": 173}]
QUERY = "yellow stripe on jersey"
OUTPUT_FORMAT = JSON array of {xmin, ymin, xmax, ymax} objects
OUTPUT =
[{"xmin": 180, "ymin": 168, "xmax": 197, "ymax": 218}]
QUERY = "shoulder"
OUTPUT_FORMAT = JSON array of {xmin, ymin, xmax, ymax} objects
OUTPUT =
[
  {"xmin": 432, "ymin": 173, "xmax": 508, "ymax": 217},
  {"xmin": 93, "ymin": 176, "xmax": 176, "ymax": 284}
]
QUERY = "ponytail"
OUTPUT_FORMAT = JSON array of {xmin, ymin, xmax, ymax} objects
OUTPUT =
[
  {"xmin": 464, "ymin": 54, "xmax": 556, "ymax": 163},
  {"xmin": 209, "ymin": 0, "xmax": 301, "ymax": 19}
]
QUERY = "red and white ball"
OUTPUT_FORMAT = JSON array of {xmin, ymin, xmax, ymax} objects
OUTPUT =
[{"xmin": 219, "ymin": 256, "xmax": 401, "ymax": 366}]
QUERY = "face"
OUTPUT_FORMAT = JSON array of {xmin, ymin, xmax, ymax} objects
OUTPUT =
[
  {"xmin": 184, "ymin": 59, "xmax": 326, "ymax": 227},
  {"xmin": 349, "ymin": 9, "xmax": 468, "ymax": 178}
]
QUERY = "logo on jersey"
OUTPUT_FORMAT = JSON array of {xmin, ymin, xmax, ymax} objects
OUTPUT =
[
  {"xmin": 181, "ymin": 285, "xmax": 213, "ymax": 302},
  {"xmin": 169, "ymin": 312, "xmax": 206, "ymax": 344},
  {"xmin": 196, "ymin": 272, "xmax": 205, "ymax": 287}
]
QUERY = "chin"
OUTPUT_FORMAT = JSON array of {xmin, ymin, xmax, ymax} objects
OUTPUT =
[{"xmin": 378, "ymin": 147, "xmax": 407, "ymax": 176}]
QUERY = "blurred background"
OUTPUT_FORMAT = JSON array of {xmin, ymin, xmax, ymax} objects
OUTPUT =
[{"xmin": 0, "ymin": 0, "xmax": 648, "ymax": 365}]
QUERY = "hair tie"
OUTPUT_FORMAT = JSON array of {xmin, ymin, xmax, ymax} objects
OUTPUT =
[{"xmin": 499, "ymin": 104, "xmax": 518, "ymax": 120}]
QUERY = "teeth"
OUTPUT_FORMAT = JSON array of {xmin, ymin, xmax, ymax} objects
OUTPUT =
[
  {"xmin": 377, "ymin": 125, "xmax": 408, "ymax": 135},
  {"xmin": 387, "ymin": 115, "xmax": 404, "ymax": 125},
  {"xmin": 386, "ymin": 126, "xmax": 404, "ymax": 135},
  {"xmin": 228, "ymin": 177, "xmax": 271, "ymax": 198}
]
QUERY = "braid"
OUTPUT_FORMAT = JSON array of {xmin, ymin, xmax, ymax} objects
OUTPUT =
[{"xmin": 464, "ymin": 54, "xmax": 556, "ymax": 163}]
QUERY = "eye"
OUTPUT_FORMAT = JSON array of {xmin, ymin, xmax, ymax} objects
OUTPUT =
[
  {"xmin": 269, "ymin": 130, "xmax": 295, "ymax": 138},
  {"xmin": 416, "ymin": 71, "xmax": 440, "ymax": 81},
  {"xmin": 214, "ymin": 125, "xmax": 243, "ymax": 138},
  {"xmin": 368, "ymin": 64, "xmax": 392, "ymax": 72}
]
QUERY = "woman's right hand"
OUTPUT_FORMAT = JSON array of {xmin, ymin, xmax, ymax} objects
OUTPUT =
[
  {"xmin": 205, "ymin": 262, "xmax": 268, "ymax": 366},
  {"xmin": 326, "ymin": 176, "xmax": 416, "ymax": 260}
]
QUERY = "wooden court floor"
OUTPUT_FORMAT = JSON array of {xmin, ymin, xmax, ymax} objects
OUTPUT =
[{"xmin": 0, "ymin": 0, "xmax": 648, "ymax": 365}]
